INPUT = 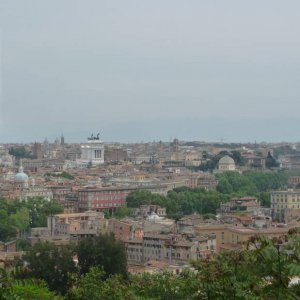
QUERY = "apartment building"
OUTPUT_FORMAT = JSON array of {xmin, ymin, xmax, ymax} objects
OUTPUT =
[
  {"xmin": 124, "ymin": 233, "xmax": 216, "ymax": 265},
  {"xmin": 195, "ymin": 223, "xmax": 299, "ymax": 252},
  {"xmin": 271, "ymin": 190, "xmax": 300, "ymax": 222}
]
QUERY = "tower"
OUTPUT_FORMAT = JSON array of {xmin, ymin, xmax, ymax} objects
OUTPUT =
[{"xmin": 32, "ymin": 143, "xmax": 43, "ymax": 159}]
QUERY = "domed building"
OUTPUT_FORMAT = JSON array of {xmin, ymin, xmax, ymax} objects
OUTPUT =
[
  {"xmin": 14, "ymin": 165, "xmax": 29, "ymax": 189},
  {"xmin": 218, "ymin": 155, "xmax": 236, "ymax": 171}
]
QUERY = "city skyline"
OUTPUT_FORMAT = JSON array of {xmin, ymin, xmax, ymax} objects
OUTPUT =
[{"xmin": 1, "ymin": 1, "xmax": 300, "ymax": 143}]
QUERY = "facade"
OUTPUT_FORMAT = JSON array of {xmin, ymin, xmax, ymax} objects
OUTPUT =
[
  {"xmin": 48, "ymin": 211, "xmax": 106, "ymax": 238},
  {"xmin": 77, "ymin": 135, "xmax": 105, "ymax": 167},
  {"xmin": 22, "ymin": 158, "xmax": 65, "ymax": 171},
  {"xmin": 137, "ymin": 233, "xmax": 215, "ymax": 264},
  {"xmin": 124, "ymin": 238, "xmax": 143, "ymax": 264},
  {"xmin": 288, "ymin": 176, "xmax": 300, "ymax": 188},
  {"xmin": 242, "ymin": 155, "xmax": 266, "ymax": 170},
  {"xmin": 20, "ymin": 186, "xmax": 53, "ymax": 201},
  {"xmin": 194, "ymin": 223, "xmax": 300, "ymax": 252},
  {"xmin": 279, "ymin": 154, "xmax": 300, "ymax": 170},
  {"xmin": 189, "ymin": 173, "xmax": 218, "ymax": 190},
  {"xmin": 219, "ymin": 197, "xmax": 259, "ymax": 214},
  {"xmin": 132, "ymin": 205, "xmax": 166, "ymax": 218},
  {"xmin": 108, "ymin": 219, "xmax": 131, "ymax": 240},
  {"xmin": 77, "ymin": 186, "xmax": 168, "ymax": 212},
  {"xmin": 271, "ymin": 190, "xmax": 300, "ymax": 222},
  {"xmin": 77, "ymin": 187, "xmax": 134, "ymax": 212},
  {"xmin": 105, "ymin": 147, "xmax": 128, "ymax": 163}
]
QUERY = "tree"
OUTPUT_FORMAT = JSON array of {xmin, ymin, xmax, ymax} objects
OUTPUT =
[
  {"xmin": 9, "ymin": 146, "xmax": 32, "ymax": 159},
  {"xmin": 66, "ymin": 267, "xmax": 134, "ymax": 300},
  {"xmin": 216, "ymin": 177, "xmax": 234, "ymax": 194},
  {"xmin": 0, "ymin": 223, "xmax": 17, "ymax": 242},
  {"xmin": 10, "ymin": 207, "xmax": 30, "ymax": 230},
  {"xmin": 126, "ymin": 190, "xmax": 154, "ymax": 207},
  {"xmin": 23, "ymin": 198, "xmax": 63, "ymax": 227},
  {"xmin": 259, "ymin": 192, "xmax": 271, "ymax": 208},
  {"xmin": 231, "ymin": 150, "xmax": 245, "ymax": 166},
  {"xmin": 247, "ymin": 235, "xmax": 300, "ymax": 299},
  {"xmin": 131, "ymin": 271, "xmax": 197, "ymax": 300},
  {"xmin": 20, "ymin": 241, "xmax": 76, "ymax": 295},
  {"xmin": 0, "ymin": 268, "xmax": 62, "ymax": 300},
  {"xmin": 11, "ymin": 280, "xmax": 63, "ymax": 300},
  {"xmin": 76, "ymin": 233, "xmax": 127, "ymax": 278},
  {"xmin": 266, "ymin": 151, "xmax": 279, "ymax": 168},
  {"xmin": 113, "ymin": 206, "xmax": 132, "ymax": 219}
]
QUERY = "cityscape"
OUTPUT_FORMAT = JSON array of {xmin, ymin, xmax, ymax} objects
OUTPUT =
[
  {"xmin": 1, "ymin": 1, "xmax": 300, "ymax": 299},
  {"xmin": 0, "ymin": 136, "xmax": 300, "ymax": 298}
]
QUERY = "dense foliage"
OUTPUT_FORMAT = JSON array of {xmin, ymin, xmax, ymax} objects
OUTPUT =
[
  {"xmin": 8, "ymin": 146, "xmax": 32, "ymax": 159},
  {"xmin": 0, "ymin": 268, "xmax": 62, "ymax": 300},
  {"xmin": 126, "ymin": 188, "xmax": 229, "ymax": 219},
  {"xmin": 126, "ymin": 171, "xmax": 297, "ymax": 218},
  {"xmin": 216, "ymin": 171, "xmax": 289, "ymax": 193},
  {"xmin": 14, "ymin": 233, "xmax": 127, "ymax": 296},
  {"xmin": 76, "ymin": 234, "xmax": 128, "ymax": 278},
  {"xmin": 0, "ymin": 198, "xmax": 63, "ymax": 244},
  {"xmin": 45, "ymin": 172, "xmax": 75, "ymax": 180},
  {"xmin": 4, "ymin": 234, "xmax": 300, "ymax": 299},
  {"xmin": 17, "ymin": 241, "xmax": 76, "ymax": 295}
]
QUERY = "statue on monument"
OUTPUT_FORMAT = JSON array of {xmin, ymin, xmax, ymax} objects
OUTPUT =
[{"xmin": 88, "ymin": 133, "xmax": 100, "ymax": 140}]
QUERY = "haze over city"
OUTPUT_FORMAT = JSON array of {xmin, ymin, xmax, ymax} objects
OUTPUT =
[{"xmin": 1, "ymin": 0, "xmax": 300, "ymax": 143}]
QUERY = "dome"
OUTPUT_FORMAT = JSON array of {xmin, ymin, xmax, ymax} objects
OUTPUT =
[
  {"xmin": 219, "ymin": 155, "xmax": 235, "ymax": 165},
  {"xmin": 15, "ymin": 166, "xmax": 29, "ymax": 182}
]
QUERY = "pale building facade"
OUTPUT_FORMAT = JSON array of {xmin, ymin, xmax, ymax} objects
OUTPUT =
[
  {"xmin": 271, "ymin": 190, "xmax": 300, "ymax": 222},
  {"xmin": 77, "ymin": 135, "xmax": 105, "ymax": 167}
]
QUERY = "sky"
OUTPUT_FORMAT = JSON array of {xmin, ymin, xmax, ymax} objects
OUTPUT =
[{"xmin": 0, "ymin": 0, "xmax": 300, "ymax": 143}]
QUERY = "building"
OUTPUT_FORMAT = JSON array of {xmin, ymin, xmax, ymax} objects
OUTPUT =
[
  {"xmin": 195, "ymin": 223, "xmax": 299, "ymax": 252},
  {"xmin": 77, "ymin": 186, "xmax": 168, "ymax": 213},
  {"xmin": 124, "ymin": 238, "xmax": 143, "ymax": 264},
  {"xmin": 189, "ymin": 173, "xmax": 218, "ymax": 190},
  {"xmin": 22, "ymin": 158, "xmax": 65, "ymax": 172},
  {"xmin": 132, "ymin": 205, "xmax": 167, "ymax": 218},
  {"xmin": 77, "ymin": 187, "xmax": 134, "ymax": 212},
  {"xmin": 32, "ymin": 143, "xmax": 43, "ymax": 159},
  {"xmin": 288, "ymin": 176, "xmax": 300, "ymax": 188},
  {"xmin": 141, "ymin": 233, "xmax": 215, "ymax": 264},
  {"xmin": 77, "ymin": 134, "xmax": 105, "ymax": 167},
  {"xmin": 108, "ymin": 219, "xmax": 144, "ymax": 241},
  {"xmin": 31, "ymin": 211, "xmax": 107, "ymax": 242},
  {"xmin": 242, "ymin": 154, "xmax": 266, "ymax": 170},
  {"xmin": 20, "ymin": 186, "xmax": 53, "ymax": 202},
  {"xmin": 218, "ymin": 155, "xmax": 236, "ymax": 171},
  {"xmin": 219, "ymin": 197, "xmax": 259, "ymax": 214},
  {"xmin": 271, "ymin": 190, "xmax": 300, "ymax": 222},
  {"xmin": 279, "ymin": 154, "xmax": 300, "ymax": 170},
  {"xmin": 105, "ymin": 146, "xmax": 128, "ymax": 163}
]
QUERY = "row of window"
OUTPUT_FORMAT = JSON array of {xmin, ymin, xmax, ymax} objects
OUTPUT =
[{"xmin": 272, "ymin": 204, "xmax": 300, "ymax": 209}]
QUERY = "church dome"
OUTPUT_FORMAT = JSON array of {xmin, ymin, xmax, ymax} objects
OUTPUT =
[
  {"xmin": 219, "ymin": 155, "xmax": 235, "ymax": 165},
  {"xmin": 15, "ymin": 166, "xmax": 29, "ymax": 182}
]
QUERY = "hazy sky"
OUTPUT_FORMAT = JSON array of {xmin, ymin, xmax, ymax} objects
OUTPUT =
[{"xmin": 1, "ymin": 1, "xmax": 300, "ymax": 143}]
